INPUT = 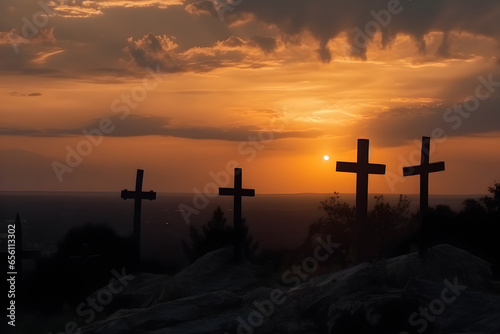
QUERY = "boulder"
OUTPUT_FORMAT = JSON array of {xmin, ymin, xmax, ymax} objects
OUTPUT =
[
  {"xmin": 157, "ymin": 247, "xmax": 265, "ymax": 302},
  {"xmin": 383, "ymin": 244, "xmax": 493, "ymax": 289}
]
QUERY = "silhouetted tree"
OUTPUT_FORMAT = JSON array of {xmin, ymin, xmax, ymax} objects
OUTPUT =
[
  {"xmin": 463, "ymin": 198, "xmax": 487, "ymax": 217},
  {"xmin": 182, "ymin": 206, "xmax": 258, "ymax": 263},
  {"xmin": 462, "ymin": 182, "xmax": 499, "ymax": 215},
  {"xmin": 482, "ymin": 182, "xmax": 500, "ymax": 214},
  {"xmin": 25, "ymin": 224, "xmax": 132, "ymax": 312},
  {"xmin": 457, "ymin": 182, "xmax": 500, "ymax": 278}
]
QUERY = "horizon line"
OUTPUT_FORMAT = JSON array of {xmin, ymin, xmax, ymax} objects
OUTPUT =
[{"xmin": 0, "ymin": 190, "xmax": 489, "ymax": 197}]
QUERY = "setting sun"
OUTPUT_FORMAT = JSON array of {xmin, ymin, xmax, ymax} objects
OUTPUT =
[{"xmin": 324, "ymin": 155, "xmax": 330, "ymax": 161}]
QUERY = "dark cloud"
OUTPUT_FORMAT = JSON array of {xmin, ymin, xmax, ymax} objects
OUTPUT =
[
  {"xmin": 187, "ymin": 0, "xmax": 500, "ymax": 62},
  {"xmin": 252, "ymin": 36, "xmax": 277, "ymax": 54},
  {"xmin": 436, "ymin": 31, "xmax": 451, "ymax": 58},
  {"xmin": 124, "ymin": 33, "xmax": 184, "ymax": 72},
  {"xmin": 124, "ymin": 33, "xmax": 279, "ymax": 72},
  {"xmin": 0, "ymin": 114, "xmax": 325, "ymax": 141},
  {"xmin": 184, "ymin": 0, "xmax": 217, "ymax": 17}
]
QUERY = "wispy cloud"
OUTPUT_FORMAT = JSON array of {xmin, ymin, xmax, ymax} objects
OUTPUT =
[
  {"xmin": 9, "ymin": 92, "xmax": 42, "ymax": 97},
  {"xmin": 51, "ymin": 0, "xmax": 184, "ymax": 17},
  {"xmin": 0, "ymin": 114, "xmax": 324, "ymax": 141},
  {"xmin": 31, "ymin": 49, "xmax": 64, "ymax": 64}
]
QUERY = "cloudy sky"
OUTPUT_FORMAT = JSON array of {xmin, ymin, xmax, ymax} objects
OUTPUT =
[{"xmin": 1, "ymin": 0, "xmax": 499, "ymax": 194}]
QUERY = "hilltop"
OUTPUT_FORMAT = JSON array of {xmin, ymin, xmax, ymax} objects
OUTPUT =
[{"xmin": 81, "ymin": 244, "xmax": 500, "ymax": 334}]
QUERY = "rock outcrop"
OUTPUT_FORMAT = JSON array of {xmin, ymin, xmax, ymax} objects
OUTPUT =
[{"xmin": 81, "ymin": 244, "xmax": 500, "ymax": 334}]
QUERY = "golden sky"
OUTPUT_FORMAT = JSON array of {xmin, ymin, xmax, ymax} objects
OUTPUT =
[{"xmin": 1, "ymin": 0, "xmax": 499, "ymax": 194}]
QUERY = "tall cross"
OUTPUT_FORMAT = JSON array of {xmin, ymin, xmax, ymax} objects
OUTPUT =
[
  {"xmin": 121, "ymin": 169, "xmax": 156, "ymax": 271},
  {"xmin": 403, "ymin": 136, "xmax": 445, "ymax": 259},
  {"xmin": 219, "ymin": 168, "xmax": 255, "ymax": 262},
  {"xmin": 336, "ymin": 139, "xmax": 386, "ymax": 263}
]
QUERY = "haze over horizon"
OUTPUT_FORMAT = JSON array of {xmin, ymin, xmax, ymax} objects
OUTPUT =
[
  {"xmin": 0, "ymin": 190, "xmax": 492, "ymax": 196},
  {"xmin": 1, "ymin": 0, "xmax": 499, "ymax": 194}
]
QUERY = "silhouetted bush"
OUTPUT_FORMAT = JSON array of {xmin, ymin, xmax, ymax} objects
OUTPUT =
[
  {"xmin": 296, "ymin": 193, "xmax": 414, "ymax": 269},
  {"xmin": 368, "ymin": 194, "xmax": 411, "ymax": 256}
]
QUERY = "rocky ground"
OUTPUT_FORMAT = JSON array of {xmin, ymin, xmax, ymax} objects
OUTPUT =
[{"xmin": 81, "ymin": 244, "xmax": 500, "ymax": 334}]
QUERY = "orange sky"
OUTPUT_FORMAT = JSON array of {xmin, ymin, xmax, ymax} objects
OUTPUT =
[{"xmin": 1, "ymin": 0, "xmax": 499, "ymax": 194}]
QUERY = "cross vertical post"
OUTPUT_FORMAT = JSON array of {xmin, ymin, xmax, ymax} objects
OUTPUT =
[
  {"xmin": 121, "ymin": 169, "xmax": 156, "ymax": 271},
  {"xmin": 336, "ymin": 139, "xmax": 386, "ymax": 263},
  {"xmin": 219, "ymin": 168, "xmax": 255, "ymax": 262},
  {"xmin": 403, "ymin": 136, "xmax": 445, "ymax": 259}
]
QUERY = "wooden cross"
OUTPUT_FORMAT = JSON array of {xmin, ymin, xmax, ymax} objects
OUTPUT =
[
  {"xmin": 219, "ymin": 168, "xmax": 255, "ymax": 261},
  {"xmin": 336, "ymin": 139, "xmax": 386, "ymax": 263},
  {"xmin": 403, "ymin": 136, "xmax": 445, "ymax": 259},
  {"xmin": 121, "ymin": 169, "xmax": 156, "ymax": 271}
]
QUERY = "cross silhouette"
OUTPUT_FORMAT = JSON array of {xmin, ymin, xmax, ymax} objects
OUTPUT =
[
  {"xmin": 121, "ymin": 169, "xmax": 156, "ymax": 271},
  {"xmin": 403, "ymin": 136, "xmax": 445, "ymax": 259},
  {"xmin": 219, "ymin": 168, "xmax": 255, "ymax": 261},
  {"xmin": 336, "ymin": 139, "xmax": 386, "ymax": 262}
]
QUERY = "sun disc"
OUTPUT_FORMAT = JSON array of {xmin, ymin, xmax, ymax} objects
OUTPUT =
[{"xmin": 324, "ymin": 155, "xmax": 329, "ymax": 161}]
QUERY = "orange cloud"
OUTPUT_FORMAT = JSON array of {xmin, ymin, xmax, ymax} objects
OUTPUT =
[
  {"xmin": 50, "ymin": 0, "xmax": 184, "ymax": 17},
  {"xmin": 0, "ymin": 27, "xmax": 55, "ymax": 46}
]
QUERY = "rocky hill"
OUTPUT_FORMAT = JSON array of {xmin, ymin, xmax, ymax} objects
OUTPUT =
[{"xmin": 81, "ymin": 244, "xmax": 500, "ymax": 334}]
